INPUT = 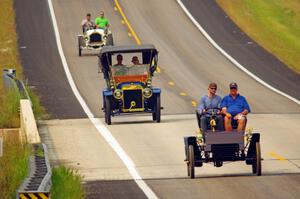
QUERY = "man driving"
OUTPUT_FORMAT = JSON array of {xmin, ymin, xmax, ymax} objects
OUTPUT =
[
  {"xmin": 81, "ymin": 13, "xmax": 95, "ymax": 33},
  {"xmin": 197, "ymin": 82, "xmax": 223, "ymax": 132},
  {"xmin": 221, "ymin": 82, "xmax": 251, "ymax": 132},
  {"xmin": 112, "ymin": 54, "xmax": 127, "ymax": 75},
  {"xmin": 95, "ymin": 11, "xmax": 110, "ymax": 29}
]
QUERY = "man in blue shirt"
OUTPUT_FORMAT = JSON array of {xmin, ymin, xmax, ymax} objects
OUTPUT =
[
  {"xmin": 197, "ymin": 82, "xmax": 223, "ymax": 131},
  {"xmin": 221, "ymin": 82, "xmax": 251, "ymax": 132}
]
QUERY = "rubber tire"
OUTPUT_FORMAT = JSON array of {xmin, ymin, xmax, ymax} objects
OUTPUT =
[
  {"xmin": 78, "ymin": 37, "xmax": 83, "ymax": 56},
  {"xmin": 252, "ymin": 142, "xmax": 262, "ymax": 176},
  {"xmin": 155, "ymin": 94, "xmax": 161, "ymax": 123},
  {"xmin": 105, "ymin": 96, "xmax": 111, "ymax": 125},
  {"xmin": 107, "ymin": 34, "xmax": 114, "ymax": 46},
  {"xmin": 188, "ymin": 145, "xmax": 195, "ymax": 179}
]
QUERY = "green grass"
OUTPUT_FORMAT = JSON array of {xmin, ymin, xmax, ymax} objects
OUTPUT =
[
  {"xmin": 217, "ymin": 0, "xmax": 300, "ymax": 73},
  {"xmin": 0, "ymin": 88, "xmax": 21, "ymax": 128},
  {"xmin": 0, "ymin": 0, "xmax": 47, "ymax": 128},
  {"xmin": 0, "ymin": 131, "xmax": 31, "ymax": 199},
  {"xmin": 51, "ymin": 166, "xmax": 85, "ymax": 199},
  {"xmin": 26, "ymin": 85, "xmax": 48, "ymax": 120}
]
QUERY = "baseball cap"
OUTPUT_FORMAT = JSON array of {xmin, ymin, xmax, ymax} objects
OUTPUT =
[{"xmin": 229, "ymin": 82, "xmax": 238, "ymax": 89}]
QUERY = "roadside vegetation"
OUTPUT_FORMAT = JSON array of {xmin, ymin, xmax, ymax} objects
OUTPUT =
[
  {"xmin": 0, "ymin": 0, "xmax": 47, "ymax": 129},
  {"xmin": 51, "ymin": 166, "xmax": 86, "ymax": 199},
  {"xmin": 0, "ymin": 0, "xmax": 22, "ymax": 128},
  {"xmin": 217, "ymin": 0, "xmax": 300, "ymax": 73},
  {"xmin": 0, "ymin": 131, "xmax": 31, "ymax": 199}
]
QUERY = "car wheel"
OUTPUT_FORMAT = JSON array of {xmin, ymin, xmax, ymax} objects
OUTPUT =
[
  {"xmin": 252, "ymin": 142, "xmax": 261, "ymax": 176},
  {"xmin": 107, "ymin": 34, "xmax": 114, "ymax": 46},
  {"xmin": 78, "ymin": 37, "xmax": 83, "ymax": 56},
  {"xmin": 105, "ymin": 96, "xmax": 111, "ymax": 125},
  {"xmin": 155, "ymin": 94, "xmax": 161, "ymax": 123},
  {"xmin": 188, "ymin": 145, "xmax": 195, "ymax": 179}
]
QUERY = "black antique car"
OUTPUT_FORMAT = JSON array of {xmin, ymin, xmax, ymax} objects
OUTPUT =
[
  {"xmin": 99, "ymin": 45, "xmax": 162, "ymax": 124},
  {"xmin": 184, "ymin": 112, "xmax": 262, "ymax": 178}
]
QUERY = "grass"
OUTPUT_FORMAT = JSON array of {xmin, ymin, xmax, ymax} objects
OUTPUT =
[
  {"xmin": 0, "ymin": 88, "xmax": 21, "ymax": 128},
  {"xmin": 51, "ymin": 166, "xmax": 85, "ymax": 199},
  {"xmin": 0, "ymin": 0, "xmax": 46, "ymax": 128},
  {"xmin": 217, "ymin": 0, "xmax": 300, "ymax": 73},
  {"xmin": 0, "ymin": 131, "xmax": 31, "ymax": 199}
]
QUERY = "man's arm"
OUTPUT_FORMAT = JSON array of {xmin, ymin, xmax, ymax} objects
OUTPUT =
[
  {"xmin": 221, "ymin": 97, "xmax": 231, "ymax": 118},
  {"xmin": 197, "ymin": 96, "xmax": 206, "ymax": 113},
  {"xmin": 241, "ymin": 96, "xmax": 251, "ymax": 115}
]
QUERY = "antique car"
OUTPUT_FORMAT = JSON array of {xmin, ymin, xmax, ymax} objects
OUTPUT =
[
  {"xmin": 78, "ymin": 27, "xmax": 113, "ymax": 56},
  {"xmin": 184, "ymin": 112, "xmax": 262, "ymax": 178},
  {"xmin": 98, "ymin": 45, "xmax": 162, "ymax": 124}
]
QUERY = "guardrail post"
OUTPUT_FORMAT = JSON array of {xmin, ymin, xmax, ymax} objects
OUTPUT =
[{"xmin": 2, "ymin": 68, "xmax": 17, "ymax": 89}]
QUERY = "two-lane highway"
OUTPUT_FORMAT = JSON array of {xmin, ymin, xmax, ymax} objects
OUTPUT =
[{"xmin": 16, "ymin": 0, "xmax": 300, "ymax": 198}]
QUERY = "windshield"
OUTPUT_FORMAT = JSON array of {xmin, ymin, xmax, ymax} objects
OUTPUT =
[{"xmin": 111, "ymin": 64, "xmax": 148, "ymax": 77}]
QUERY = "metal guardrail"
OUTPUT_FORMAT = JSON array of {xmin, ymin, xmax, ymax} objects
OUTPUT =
[
  {"xmin": 3, "ymin": 68, "xmax": 32, "ymax": 106},
  {"xmin": 17, "ymin": 143, "xmax": 52, "ymax": 199}
]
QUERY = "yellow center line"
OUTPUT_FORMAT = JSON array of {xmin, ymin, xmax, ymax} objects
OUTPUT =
[
  {"xmin": 180, "ymin": 92, "xmax": 187, "ymax": 96},
  {"xmin": 115, "ymin": 0, "xmax": 161, "ymax": 73},
  {"xmin": 168, "ymin": 81, "xmax": 175, "ymax": 86},
  {"xmin": 268, "ymin": 152, "xmax": 287, "ymax": 161},
  {"xmin": 114, "ymin": 0, "xmax": 141, "ymax": 45},
  {"xmin": 191, "ymin": 100, "xmax": 197, "ymax": 107}
]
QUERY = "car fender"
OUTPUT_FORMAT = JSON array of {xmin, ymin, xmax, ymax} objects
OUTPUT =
[
  {"xmin": 152, "ymin": 87, "xmax": 161, "ymax": 94},
  {"xmin": 103, "ymin": 89, "xmax": 113, "ymax": 97}
]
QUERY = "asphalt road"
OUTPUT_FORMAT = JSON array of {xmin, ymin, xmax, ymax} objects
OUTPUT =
[
  {"xmin": 15, "ymin": 0, "xmax": 300, "ymax": 198},
  {"xmin": 14, "ymin": 0, "xmax": 86, "ymax": 119},
  {"xmin": 181, "ymin": 0, "xmax": 300, "ymax": 100}
]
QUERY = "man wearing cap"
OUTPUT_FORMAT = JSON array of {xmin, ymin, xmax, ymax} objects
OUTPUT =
[
  {"xmin": 197, "ymin": 82, "xmax": 224, "ymax": 132},
  {"xmin": 81, "ymin": 13, "xmax": 95, "ymax": 33},
  {"xmin": 95, "ymin": 11, "xmax": 110, "ymax": 29},
  {"xmin": 221, "ymin": 82, "xmax": 251, "ymax": 132}
]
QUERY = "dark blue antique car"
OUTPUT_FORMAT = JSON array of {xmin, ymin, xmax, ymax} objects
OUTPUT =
[{"xmin": 99, "ymin": 45, "xmax": 162, "ymax": 125}]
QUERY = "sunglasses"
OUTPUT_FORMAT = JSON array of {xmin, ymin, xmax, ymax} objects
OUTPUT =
[
  {"xmin": 210, "ymin": 87, "xmax": 217, "ymax": 90},
  {"xmin": 230, "ymin": 87, "xmax": 237, "ymax": 90}
]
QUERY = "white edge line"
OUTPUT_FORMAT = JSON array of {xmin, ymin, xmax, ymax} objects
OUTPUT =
[
  {"xmin": 46, "ymin": 0, "xmax": 158, "ymax": 198},
  {"xmin": 176, "ymin": 0, "xmax": 300, "ymax": 105}
]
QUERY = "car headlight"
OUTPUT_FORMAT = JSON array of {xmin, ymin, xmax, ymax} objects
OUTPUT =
[
  {"xmin": 146, "ymin": 79, "xmax": 152, "ymax": 87},
  {"xmin": 103, "ymin": 35, "xmax": 108, "ymax": 40},
  {"xmin": 143, "ymin": 88, "xmax": 153, "ymax": 98},
  {"xmin": 84, "ymin": 36, "xmax": 89, "ymax": 41},
  {"xmin": 113, "ymin": 89, "xmax": 123, "ymax": 99}
]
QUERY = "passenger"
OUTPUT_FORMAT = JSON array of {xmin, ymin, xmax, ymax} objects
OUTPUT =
[
  {"xmin": 113, "ymin": 54, "xmax": 127, "ymax": 75},
  {"xmin": 95, "ymin": 11, "xmax": 110, "ymax": 29},
  {"xmin": 131, "ymin": 56, "xmax": 141, "ymax": 65},
  {"xmin": 197, "ymin": 82, "xmax": 224, "ymax": 132},
  {"xmin": 113, "ymin": 54, "xmax": 124, "ymax": 66},
  {"xmin": 81, "ymin": 13, "xmax": 95, "ymax": 33},
  {"xmin": 221, "ymin": 82, "xmax": 251, "ymax": 132}
]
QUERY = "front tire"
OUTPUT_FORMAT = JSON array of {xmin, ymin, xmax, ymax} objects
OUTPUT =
[
  {"xmin": 188, "ymin": 145, "xmax": 195, "ymax": 179},
  {"xmin": 104, "ymin": 96, "xmax": 111, "ymax": 125},
  {"xmin": 78, "ymin": 36, "xmax": 83, "ymax": 56},
  {"xmin": 153, "ymin": 94, "xmax": 161, "ymax": 123},
  {"xmin": 252, "ymin": 142, "xmax": 261, "ymax": 176},
  {"xmin": 107, "ymin": 34, "xmax": 114, "ymax": 46}
]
